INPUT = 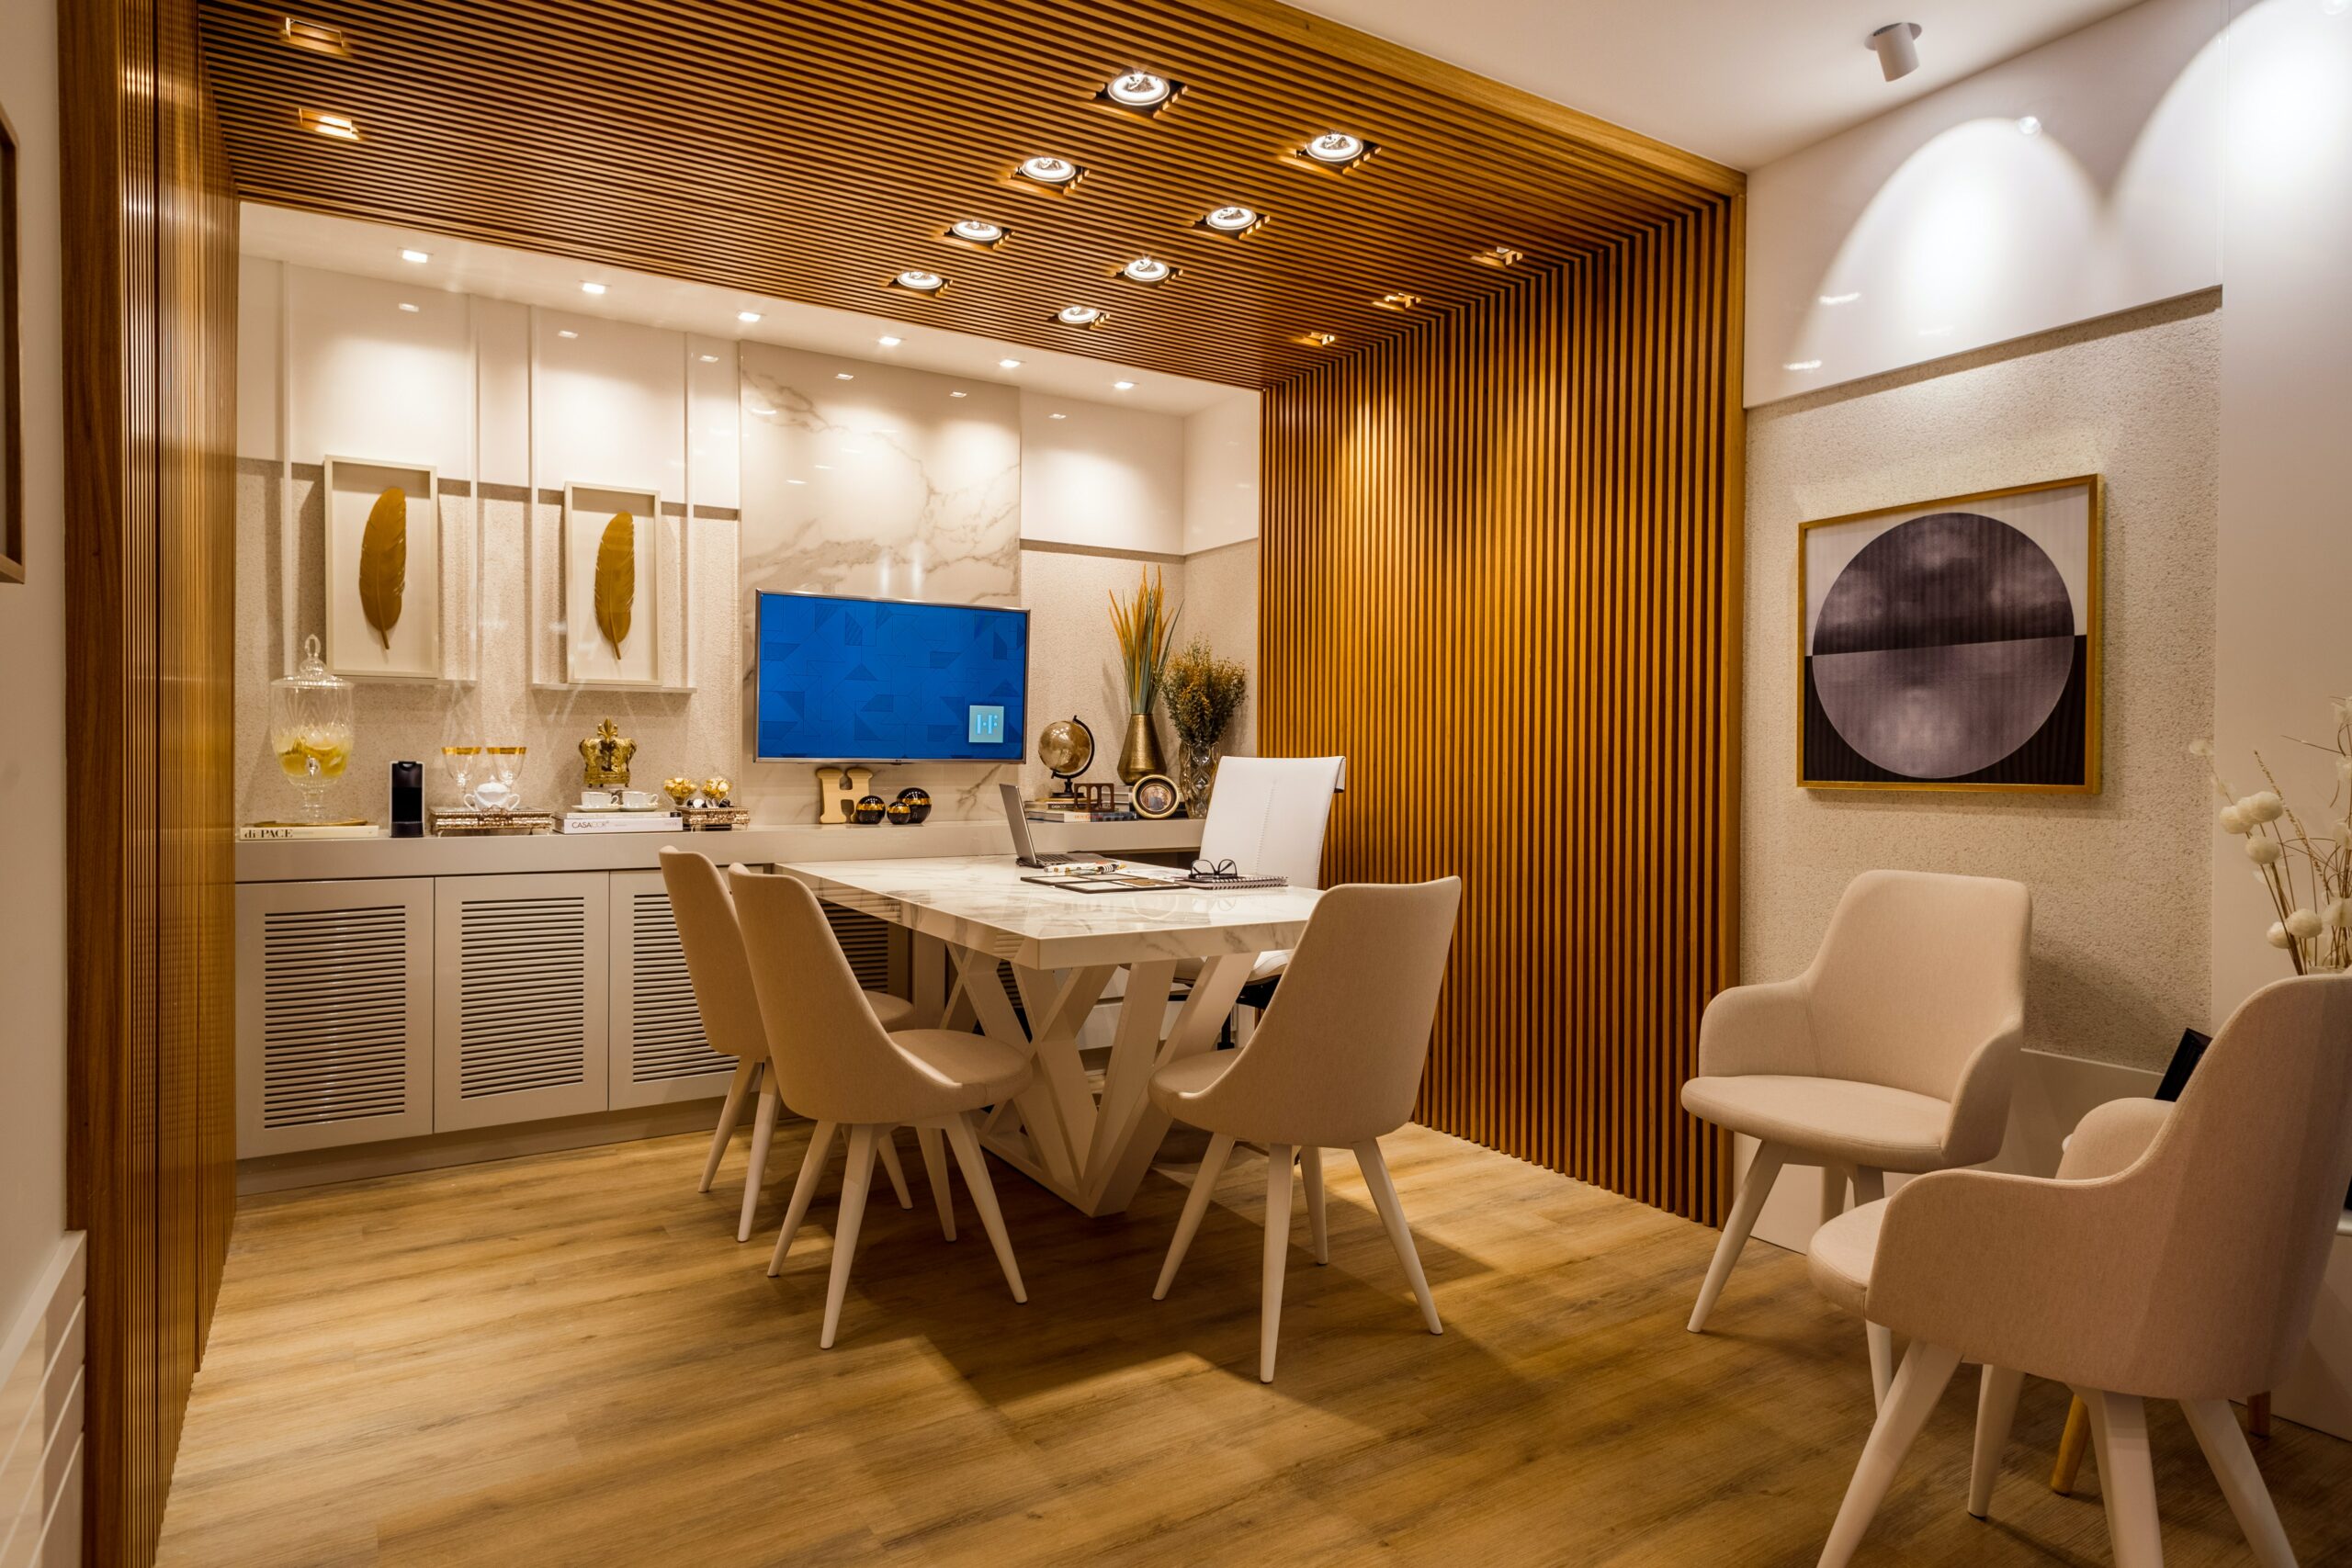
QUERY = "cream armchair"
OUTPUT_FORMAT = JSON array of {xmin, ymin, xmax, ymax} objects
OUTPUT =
[
  {"xmin": 1811, "ymin": 974, "xmax": 2352, "ymax": 1568},
  {"xmin": 1680, "ymin": 870, "xmax": 2031, "ymax": 1399}
]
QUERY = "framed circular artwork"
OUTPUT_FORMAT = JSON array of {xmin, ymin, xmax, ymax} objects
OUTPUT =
[{"xmin": 1131, "ymin": 773, "xmax": 1182, "ymax": 819}]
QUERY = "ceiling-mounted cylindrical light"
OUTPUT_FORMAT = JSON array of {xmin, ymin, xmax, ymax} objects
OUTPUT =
[
  {"xmin": 1104, "ymin": 72, "xmax": 1171, "ymax": 108},
  {"xmin": 892, "ymin": 269, "xmax": 945, "ymax": 293},
  {"xmin": 1056, "ymin": 305, "xmax": 1105, "ymax": 327},
  {"xmin": 1202, "ymin": 205, "xmax": 1261, "ymax": 234},
  {"xmin": 950, "ymin": 219, "xmax": 1007, "ymax": 244},
  {"xmin": 1869, "ymin": 22, "xmax": 1922, "ymax": 82},
  {"xmin": 1016, "ymin": 155, "xmax": 1082, "ymax": 187},
  {"xmin": 1302, "ymin": 132, "xmax": 1370, "ymax": 166}
]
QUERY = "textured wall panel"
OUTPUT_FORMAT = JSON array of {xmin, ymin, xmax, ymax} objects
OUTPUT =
[{"xmin": 1261, "ymin": 201, "xmax": 1744, "ymax": 1223}]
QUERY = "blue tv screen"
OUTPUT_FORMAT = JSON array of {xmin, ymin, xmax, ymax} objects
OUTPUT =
[{"xmin": 754, "ymin": 592, "xmax": 1029, "ymax": 762}]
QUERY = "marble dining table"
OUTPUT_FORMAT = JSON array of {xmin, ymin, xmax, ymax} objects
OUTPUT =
[{"xmin": 779, "ymin": 855, "xmax": 1322, "ymax": 1216}]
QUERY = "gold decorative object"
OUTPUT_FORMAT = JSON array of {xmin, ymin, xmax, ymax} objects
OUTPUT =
[
  {"xmin": 1109, "ymin": 566, "xmax": 1179, "ymax": 784},
  {"xmin": 1131, "ymin": 773, "xmax": 1182, "ymax": 819},
  {"xmin": 702, "ymin": 776, "xmax": 734, "ymax": 806},
  {"xmin": 681, "ymin": 806, "xmax": 752, "ymax": 831},
  {"xmin": 357, "ymin": 487, "xmax": 407, "ymax": 650},
  {"xmin": 594, "ymin": 512, "xmax": 636, "ymax": 657},
  {"xmin": 1117, "ymin": 713, "xmax": 1166, "ymax": 787},
  {"xmin": 812, "ymin": 765, "xmax": 868, "ymax": 824},
  {"xmin": 662, "ymin": 776, "xmax": 697, "ymax": 807},
  {"xmin": 1038, "ymin": 715, "xmax": 1094, "ymax": 799},
  {"xmin": 578, "ymin": 718, "xmax": 637, "ymax": 788}
]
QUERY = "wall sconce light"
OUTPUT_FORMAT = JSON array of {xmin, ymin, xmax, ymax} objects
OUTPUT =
[{"xmin": 1869, "ymin": 22, "xmax": 1922, "ymax": 82}]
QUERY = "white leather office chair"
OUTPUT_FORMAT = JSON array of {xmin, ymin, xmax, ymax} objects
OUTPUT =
[
  {"xmin": 728, "ymin": 867, "xmax": 1035, "ymax": 1348},
  {"xmin": 1180, "ymin": 756, "xmax": 1346, "ymax": 1027},
  {"xmin": 1149, "ymin": 876, "xmax": 1461, "ymax": 1382},
  {"xmin": 1808, "ymin": 974, "xmax": 2352, "ymax": 1568},
  {"xmin": 1679, "ymin": 869, "xmax": 2030, "ymax": 1404},
  {"xmin": 661, "ymin": 848, "xmax": 921, "ymax": 1242}
]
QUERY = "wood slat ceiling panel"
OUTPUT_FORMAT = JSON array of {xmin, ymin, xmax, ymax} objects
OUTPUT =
[{"xmin": 196, "ymin": 0, "xmax": 1738, "ymax": 388}]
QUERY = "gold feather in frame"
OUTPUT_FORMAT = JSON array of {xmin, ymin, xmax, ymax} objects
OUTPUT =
[
  {"xmin": 594, "ymin": 512, "xmax": 636, "ymax": 658},
  {"xmin": 357, "ymin": 486, "xmax": 407, "ymax": 650}
]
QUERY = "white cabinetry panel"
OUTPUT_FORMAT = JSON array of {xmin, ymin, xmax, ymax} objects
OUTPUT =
[
  {"xmin": 235, "ymin": 879, "xmax": 434, "ymax": 1156},
  {"xmin": 608, "ymin": 870, "xmax": 736, "ymax": 1109},
  {"xmin": 433, "ymin": 873, "xmax": 609, "ymax": 1132}
]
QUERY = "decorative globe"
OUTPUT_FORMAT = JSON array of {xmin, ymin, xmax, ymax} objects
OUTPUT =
[
  {"xmin": 894, "ymin": 786, "xmax": 933, "ymax": 824},
  {"xmin": 885, "ymin": 796, "xmax": 914, "ymax": 827},
  {"xmin": 853, "ymin": 794, "xmax": 887, "ymax": 825},
  {"xmin": 1039, "ymin": 716, "xmax": 1094, "ymax": 783}
]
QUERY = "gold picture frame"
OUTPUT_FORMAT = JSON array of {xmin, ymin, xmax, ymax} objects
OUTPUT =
[{"xmin": 1796, "ymin": 474, "xmax": 2103, "ymax": 794}]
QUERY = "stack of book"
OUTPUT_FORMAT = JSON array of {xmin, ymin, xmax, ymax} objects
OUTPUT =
[{"xmin": 1024, "ymin": 794, "xmax": 1138, "ymax": 823}]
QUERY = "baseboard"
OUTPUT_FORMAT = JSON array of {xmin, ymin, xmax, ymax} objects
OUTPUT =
[
  {"xmin": 0, "ymin": 1234, "xmax": 86, "ymax": 1568},
  {"xmin": 236, "ymin": 1100, "xmax": 726, "ymax": 1194}
]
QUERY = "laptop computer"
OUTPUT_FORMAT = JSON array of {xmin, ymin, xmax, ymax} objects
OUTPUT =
[{"xmin": 1000, "ymin": 782, "xmax": 1090, "ymax": 868}]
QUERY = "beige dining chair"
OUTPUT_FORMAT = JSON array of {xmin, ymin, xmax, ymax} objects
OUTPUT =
[
  {"xmin": 1680, "ymin": 869, "xmax": 2030, "ymax": 1402},
  {"xmin": 1807, "ymin": 973, "xmax": 2352, "ymax": 1568},
  {"xmin": 660, "ymin": 848, "xmax": 921, "ymax": 1242},
  {"xmin": 1149, "ymin": 876, "xmax": 1462, "ymax": 1382},
  {"xmin": 728, "ymin": 866, "xmax": 1035, "ymax": 1348}
]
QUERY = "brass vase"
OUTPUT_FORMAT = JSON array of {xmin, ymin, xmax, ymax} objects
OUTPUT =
[{"xmin": 1116, "ymin": 713, "xmax": 1166, "ymax": 785}]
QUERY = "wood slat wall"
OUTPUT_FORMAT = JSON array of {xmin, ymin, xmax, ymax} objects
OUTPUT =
[
  {"xmin": 62, "ymin": 0, "xmax": 240, "ymax": 1561},
  {"xmin": 1261, "ymin": 198, "xmax": 1745, "ymax": 1224}
]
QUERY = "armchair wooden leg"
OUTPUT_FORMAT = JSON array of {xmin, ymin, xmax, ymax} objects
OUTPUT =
[
  {"xmin": 1353, "ymin": 1138, "xmax": 1441, "ymax": 1336},
  {"xmin": 916, "ymin": 1124, "xmax": 956, "ymax": 1241},
  {"xmin": 1301, "ymin": 1145, "xmax": 1329, "ymax": 1265},
  {"xmin": 1690, "ymin": 1142, "xmax": 1786, "ymax": 1333},
  {"xmin": 818, "ymin": 1125, "xmax": 880, "ymax": 1349},
  {"xmin": 2052, "ymin": 1396, "xmax": 2090, "ymax": 1495},
  {"xmin": 737, "ymin": 1083, "xmax": 781, "ymax": 1243},
  {"xmin": 2083, "ymin": 1389, "xmax": 2164, "ymax": 1568},
  {"xmin": 1154, "ymin": 1133, "xmax": 1235, "ymax": 1300},
  {"xmin": 700, "ymin": 1057, "xmax": 758, "ymax": 1193},
  {"xmin": 876, "ymin": 1129, "xmax": 914, "ymax": 1210},
  {"xmin": 1818, "ymin": 1341, "xmax": 1963, "ymax": 1568},
  {"xmin": 767, "ymin": 1120, "xmax": 837, "ymax": 1277},
  {"xmin": 1971, "ymin": 1366, "xmax": 2026, "ymax": 1519},
  {"xmin": 1261, "ymin": 1143, "xmax": 1295, "ymax": 1382},
  {"xmin": 2183, "ymin": 1398, "xmax": 2297, "ymax": 1567}
]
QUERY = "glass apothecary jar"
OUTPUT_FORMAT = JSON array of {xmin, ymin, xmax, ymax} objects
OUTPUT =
[{"xmin": 266, "ymin": 635, "xmax": 356, "ymax": 823}]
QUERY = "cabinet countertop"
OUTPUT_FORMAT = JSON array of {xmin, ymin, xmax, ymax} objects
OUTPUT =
[{"xmin": 234, "ymin": 816, "xmax": 1205, "ymax": 883}]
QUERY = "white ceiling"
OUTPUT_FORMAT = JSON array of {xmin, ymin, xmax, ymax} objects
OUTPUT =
[
  {"xmin": 238, "ymin": 206, "xmax": 1250, "ymax": 419},
  {"xmin": 1295, "ymin": 0, "xmax": 2152, "ymax": 168}
]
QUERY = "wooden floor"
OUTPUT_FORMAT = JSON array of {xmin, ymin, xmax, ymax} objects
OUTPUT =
[{"xmin": 157, "ymin": 1122, "xmax": 2352, "ymax": 1567}]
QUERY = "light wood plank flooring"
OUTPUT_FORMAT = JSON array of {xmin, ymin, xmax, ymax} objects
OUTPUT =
[{"xmin": 157, "ymin": 1122, "xmax": 2352, "ymax": 1566}]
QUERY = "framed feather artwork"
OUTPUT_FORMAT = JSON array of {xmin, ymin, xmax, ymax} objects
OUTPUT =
[
  {"xmin": 322, "ymin": 457, "xmax": 441, "ymax": 678},
  {"xmin": 563, "ymin": 480, "xmax": 664, "ymax": 686}
]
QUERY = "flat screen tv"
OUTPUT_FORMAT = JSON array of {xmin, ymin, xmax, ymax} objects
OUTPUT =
[{"xmin": 753, "ymin": 591, "xmax": 1029, "ymax": 763}]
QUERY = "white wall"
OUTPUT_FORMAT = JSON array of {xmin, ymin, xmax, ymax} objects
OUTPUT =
[
  {"xmin": 1747, "ymin": 0, "xmax": 2226, "ymax": 405},
  {"xmin": 1021, "ymin": 397, "xmax": 1185, "ymax": 556},
  {"xmin": 1182, "ymin": 393, "xmax": 1261, "ymax": 554},
  {"xmin": 0, "ymin": 0, "xmax": 71, "ymax": 1342}
]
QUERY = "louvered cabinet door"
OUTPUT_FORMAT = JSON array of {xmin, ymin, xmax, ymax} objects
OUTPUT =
[
  {"xmin": 433, "ymin": 873, "xmax": 611, "ymax": 1132},
  {"xmin": 608, "ymin": 870, "xmax": 737, "ymax": 1109},
  {"xmin": 235, "ymin": 879, "xmax": 435, "ymax": 1156}
]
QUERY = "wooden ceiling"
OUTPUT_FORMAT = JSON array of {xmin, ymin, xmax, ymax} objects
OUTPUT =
[{"xmin": 197, "ymin": 0, "xmax": 1741, "ymax": 389}]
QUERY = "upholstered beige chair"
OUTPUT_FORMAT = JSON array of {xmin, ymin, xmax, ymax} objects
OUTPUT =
[
  {"xmin": 728, "ymin": 867, "xmax": 1035, "ymax": 1348},
  {"xmin": 1149, "ymin": 876, "xmax": 1461, "ymax": 1382},
  {"xmin": 1808, "ymin": 974, "xmax": 2352, "ymax": 1568},
  {"xmin": 1680, "ymin": 869, "xmax": 2031, "ymax": 1398},
  {"xmin": 662, "ymin": 848, "xmax": 922, "ymax": 1241}
]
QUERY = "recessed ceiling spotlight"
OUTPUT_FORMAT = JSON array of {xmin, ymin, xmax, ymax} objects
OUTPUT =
[
  {"xmin": 398, "ymin": 302, "xmax": 420, "ymax": 313},
  {"xmin": 1300, "ymin": 332, "xmax": 1339, "ymax": 348},
  {"xmin": 737, "ymin": 310, "xmax": 763, "ymax": 323},
  {"xmin": 1121, "ymin": 255, "xmax": 1175, "ymax": 284},
  {"xmin": 1373, "ymin": 292, "xmax": 1420, "ymax": 312},
  {"xmin": 1049, "ymin": 412, "xmax": 1069, "ymax": 420},
  {"xmin": 698, "ymin": 353, "xmax": 719, "ymax": 363},
  {"xmin": 1470, "ymin": 246, "xmax": 1526, "ymax": 269},
  {"xmin": 2016, "ymin": 115, "xmax": 2042, "ymax": 137},
  {"xmin": 891, "ymin": 269, "xmax": 945, "ymax": 294},
  {"xmin": 1783, "ymin": 359, "xmax": 1823, "ymax": 371},
  {"xmin": 297, "ymin": 107, "xmax": 361, "ymax": 141},
  {"xmin": 400, "ymin": 248, "xmax": 430, "ymax": 264},
  {"xmin": 876, "ymin": 335, "xmax": 901, "ymax": 347},
  {"xmin": 279, "ymin": 17, "xmax": 354, "ymax": 57},
  {"xmin": 1113, "ymin": 380, "xmax": 1136, "ymax": 390},
  {"xmin": 1819, "ymin": 291, "xmax": 1862, "ymax": 305},
  {"xmin": 835, "ymin": 372, "xmax": 855, "ymax": 380},
  {"xmin": 1869, "ymin": 22, "xmax": 1923, "ymax": 82},
  {"xmin": 949, "ymin": 390, "xmax": 968, "ymax": 399},
  {"xmin": 1302, "ymin": 132, "xmax": 1372, "ymax": 167},
  {"xmin": 1056, "ymin": 305, "xmax": 1106, "ymax": 327},
  {"xmin": 1102, "ymin": 71, "xmax": 1173, "ymax": 108},
  {"xmin": 1015, "ymin": 156, "xmax": 1082, "ymax": 188},
  {"xmin": 557, "ymin": 329, "xmax": 580, "ymax": 340},
  {"xmin": 580, "ymin": 280, "xmax": 607, "ymax": 296},
  {"xmin": 949, "ymin": 219, "xmax": 1008, "ymax": 245},
  {"xmin": 999, "ymin": 358, "xmax": 1023, "ymax": 369},
  {"xmin": 1201, "ymin": 205, "xmax": 1262, "ymax": 235}
]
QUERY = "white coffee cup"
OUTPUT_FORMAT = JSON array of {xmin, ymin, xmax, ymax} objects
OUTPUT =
[
  {"xmin": 579, "ymin": 788, "xmax": 616, "ymax": 809},
  {"xmin": 620, "ymin": 789, "xmax": 659, "ymax": 810}
]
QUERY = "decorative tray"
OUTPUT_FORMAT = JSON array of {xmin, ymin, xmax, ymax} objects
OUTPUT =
[
  {"xmin": 431, "ymin": 808, "xmax": 558, "ymax": 836},
  {"xmin": 679, "ymin": 807, "xmax": 752, "ymax": 831}
]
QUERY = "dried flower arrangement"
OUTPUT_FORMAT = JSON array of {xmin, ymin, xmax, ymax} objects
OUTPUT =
[{"xmin": 2193, "ymin": 699, "xmax": 2352, "ymax": 975}]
